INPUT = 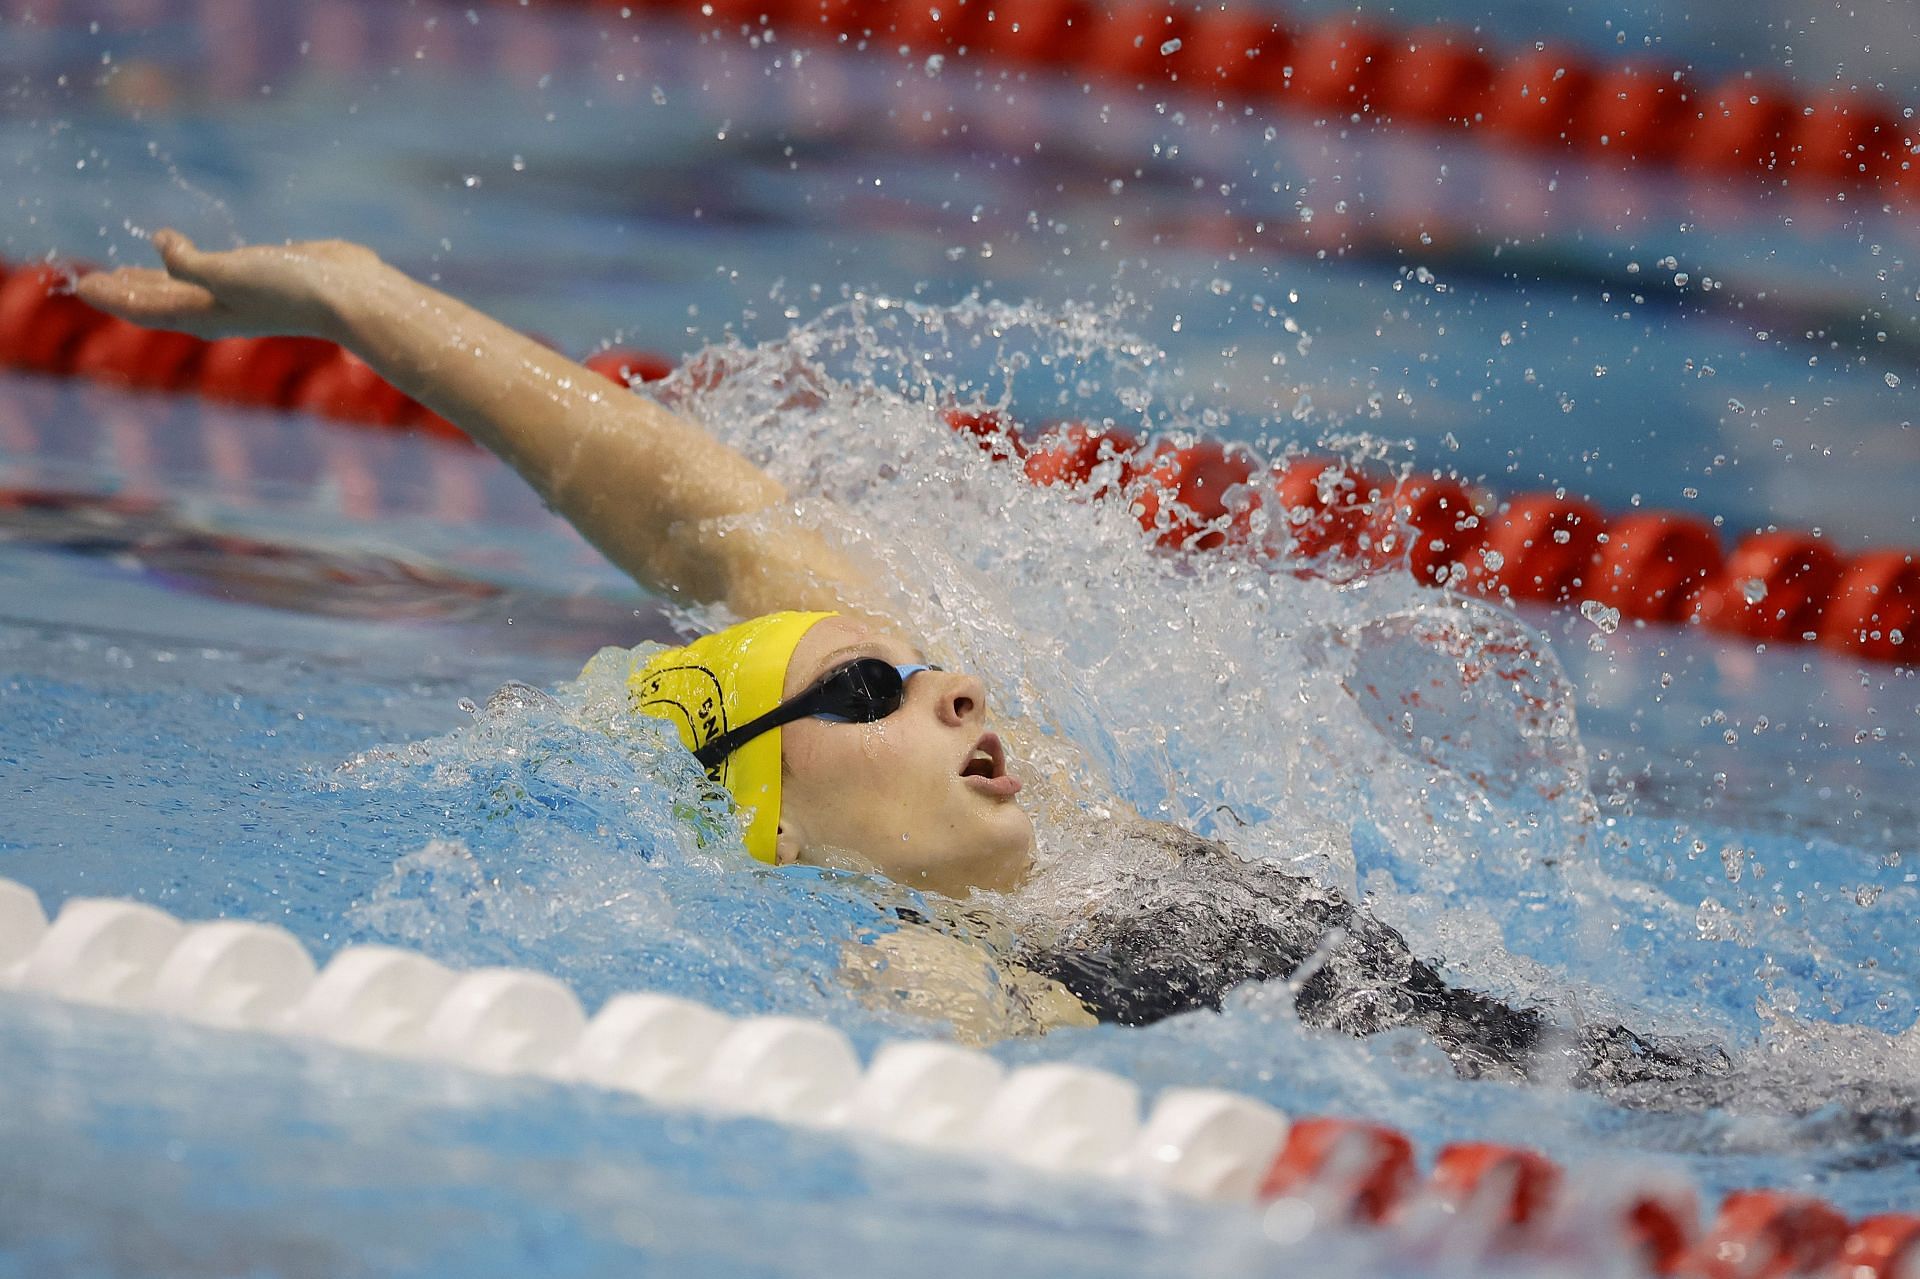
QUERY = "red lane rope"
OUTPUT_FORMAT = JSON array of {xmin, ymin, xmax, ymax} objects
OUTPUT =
[
  {"xmin": 961, "ymin": 407, "xmax": 1916, "ymax": 665},
  {"xmin": 14, "ymin": 0, "xmax": 1911, "ymax": 196},
  {"xmin": 562, "ymin": 0, "xmax": 1917, "ymax": 199},
  {"xmin": 0, "ymin": 258, "xmax": 1911, "ymax": 663},
  {"xmin": 1248, "ymin": 1123, "xmax": 1917, "ymax": 1274}
]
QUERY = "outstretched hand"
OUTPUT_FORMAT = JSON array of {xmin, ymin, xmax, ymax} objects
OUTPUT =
[{"xmin": 75, "ymin": 229, "xmax": 381, "ymax": 343}]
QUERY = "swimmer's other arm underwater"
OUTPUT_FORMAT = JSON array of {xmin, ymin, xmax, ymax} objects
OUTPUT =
[{"xmin": 80, "ymin": 233, "xmax": 1725, "ymax": 1088}]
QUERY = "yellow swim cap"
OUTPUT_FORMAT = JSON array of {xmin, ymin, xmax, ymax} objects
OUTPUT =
[{"xmin": 627, "ymin": 611, "xmax": 837, "ymax": 863}]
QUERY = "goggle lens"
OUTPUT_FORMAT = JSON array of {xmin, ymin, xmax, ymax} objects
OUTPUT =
[{"xmin": 691, "ymin": 658, "xmax": 938, "ymax": 771}]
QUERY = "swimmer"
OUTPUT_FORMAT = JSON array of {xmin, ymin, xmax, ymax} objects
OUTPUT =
[{"xmin": 78, "ymin": 231, "xmax": 1722, "ymax": 1087}]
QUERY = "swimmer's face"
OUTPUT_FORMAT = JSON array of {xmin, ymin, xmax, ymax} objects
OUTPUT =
[{"xmin": 773, "ymin": 617, "xmax": 1035, "ymax": 899}]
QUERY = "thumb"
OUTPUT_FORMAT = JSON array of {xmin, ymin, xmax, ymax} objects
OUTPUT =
[{"xmin": 152, "ymin": 228, "xmax": 217, "ymax": 289}]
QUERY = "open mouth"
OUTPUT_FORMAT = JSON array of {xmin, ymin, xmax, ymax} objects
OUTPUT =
[
  {"xmin": 959, "ymin": 733, "xmax": 1017, "ymax": 796},
  {"xmin": 960, "ymin": 733, "xmax": 1005, "ymax": 780}
]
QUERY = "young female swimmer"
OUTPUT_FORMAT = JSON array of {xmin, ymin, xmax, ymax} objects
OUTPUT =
[{"xmin": 79, "ymin": 232, "xmax": 1719, "ymax": 1088}]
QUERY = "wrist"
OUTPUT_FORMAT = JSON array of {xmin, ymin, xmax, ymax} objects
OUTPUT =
[{"xmin": 311, "ymin": 256, "xmax": 403, "ymax": 348}]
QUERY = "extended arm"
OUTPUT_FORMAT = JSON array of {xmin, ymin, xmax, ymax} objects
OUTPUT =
[{"xmin": 77, "ymin": 231, "xmax": 885, "ymax": 620}]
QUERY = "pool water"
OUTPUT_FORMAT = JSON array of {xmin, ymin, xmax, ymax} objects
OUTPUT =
[{"xmin": 3, "ymin": 1, "xmax": 1918, "ymax": 1275}]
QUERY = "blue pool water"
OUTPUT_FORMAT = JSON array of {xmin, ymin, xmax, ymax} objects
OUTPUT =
[{"xmin": 3, "ymin": 1, "xmax": 1918, "ymax": 1275}]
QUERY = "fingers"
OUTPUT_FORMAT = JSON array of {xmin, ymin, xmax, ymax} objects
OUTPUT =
[
  {"xmin": 73, "ymin": 265, "xmax": 218, "ymax": 332},
  {"xmin": 152, "ymin": 227, "xmax": 217, "ymax": 290}
]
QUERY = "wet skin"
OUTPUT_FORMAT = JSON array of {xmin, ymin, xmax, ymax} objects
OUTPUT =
[{"xmin": 772, "ymin": 617, "xmax": 1035, "ymax": 900}]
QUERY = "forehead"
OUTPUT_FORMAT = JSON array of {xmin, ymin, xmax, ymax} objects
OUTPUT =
[{"xmin": 784, "ymin": 616, "xmax": 921, "ymax": 695}]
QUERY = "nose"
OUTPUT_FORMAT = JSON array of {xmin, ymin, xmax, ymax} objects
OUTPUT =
[{"xmin": 933, "ymin": 669, "xmax": 987, "ymax": 726}]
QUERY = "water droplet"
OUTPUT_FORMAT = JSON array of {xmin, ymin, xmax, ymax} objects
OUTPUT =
[
  {"xmin": 1886, "ymin": 371, "xmax": 1901, "ymax": 388},
  {"xmin": 1159, "ymin": 37, "xmax": 1182, "ymax": 55},
  {"xmin": 1740, "ymin": 578, "xmax": 1768, "ymax": 605},
  {"xmin": 1579, "ymin": 600, "xmax": 1621, "ymax": 633},
  {"xmin": 1720, "ymin": 845, "xmax": 1746, "ymax": 883}
]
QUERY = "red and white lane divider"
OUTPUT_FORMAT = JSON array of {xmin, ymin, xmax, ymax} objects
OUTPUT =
[
  {"xmin": 575, "ymin": 0, "xmax": 1916, "ymax": 198},
  {"xmin": 2, "ymin": 876, "xmax": 1913, "ymax": 1272},
  {"xmin": 17, "ymin": 0, "xmax": 1912, "ymax": 197},
  {"xmin": 953, "ymin": 412, "xmax": 1917, "ymax": 665},
  {"xmin": 2, "ymin": 256, "xmax": 1912, "ymax": 663}
]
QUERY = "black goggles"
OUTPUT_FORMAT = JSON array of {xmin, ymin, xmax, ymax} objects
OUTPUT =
[{"xmin": 692, "ymin": 658, "xmax": 938, "ymax": 772}]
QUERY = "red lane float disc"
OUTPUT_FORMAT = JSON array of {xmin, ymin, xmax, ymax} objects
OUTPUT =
[
  {"xmin": 290, "ymin": 348, "xmax": 417, "ymax": 428},
  {"xmin": 198, "ymin": 336, "xmax": 339, "ymax": 408},
  {"xmin": 1489, "ymin": 47, "xmax": 1596, "ymax": 146},
  {"xmin": 1819, "ymin": 549, "xmax": 1918, "ymax": 661},
  {"xmin": 1699, "ymin": 530, "xmax": 1843, "ymax": 641},
  {"xmin": 1021, "ymin": 422, "xmax": 1139, "ymax": 493},
  {"xmin": 1377, "ymin": 473, "xmax": 1486, "ymax": 585},
  {"xmin": 972, "ymin": 0, "xmax": 1091, "ymax": 66},
  {"xmin": 1837, "ymin": 1213, "xmax": 1920, "ymax": 1279},
  {"xmin": 942, "ymin": 407, "xmax": 1026, "ymax": 461},
  {"xmin": 1376, "ymin": 33, "xmax": 1495, "ymax": 131},
  {"xmin": 1282, "ymin": 18, "xmax": 1394, "ymax": 120},
  {"xmin": 1591, "ymin": 512, "xmax": 1723, "ymax": 622},
  {"xmin": 1174, "ymin": 10, "xmax": 1291, "ymax": 98},
  {"xmin": 1428, "ymin": 1141, "xmax": 1563, "ymax": 1228},
  {"xmin": 1577, "ymin": 63, "xmax": 1695, "ymax": 163},
  {"xmin": 70, "ymin": 318, "xmax": 208, "ymax": 392},
  {"xmin": 1786, "ymin": 94, "xmax": 1905, "ymax": 186},
  {"xmin": 1688, "ymin": 76, "xmax": 1795, "ymax": 175},
  {"xmin": 1079, "ymin": 1, "xmax": 1192, "ymax": 86},
  {"xmin": 0, "ymin": 264, "xmax": 110, "ymax": 375},
  {"xmin": 1471, "ymin": 493, "xmax": 1606, "ymax": 602},
  {"xmin": 1131, "ymin": 440, "xmax": 1259, "ymax": 550},
  {"xmin": 1684, "ymin": 1189, "xmax": 1849, "ymax": 1279},
  {"xmin": 583, "ymin": 347, "xmax": 676, "ymax": 388},
  {"xmin": 1257, "ymin": 1116, "xmax": 1415, "ymax": 1224},
  {"xmin": 1271, "ymin": 458, "xmax": 1388, "ymax": 560}
]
